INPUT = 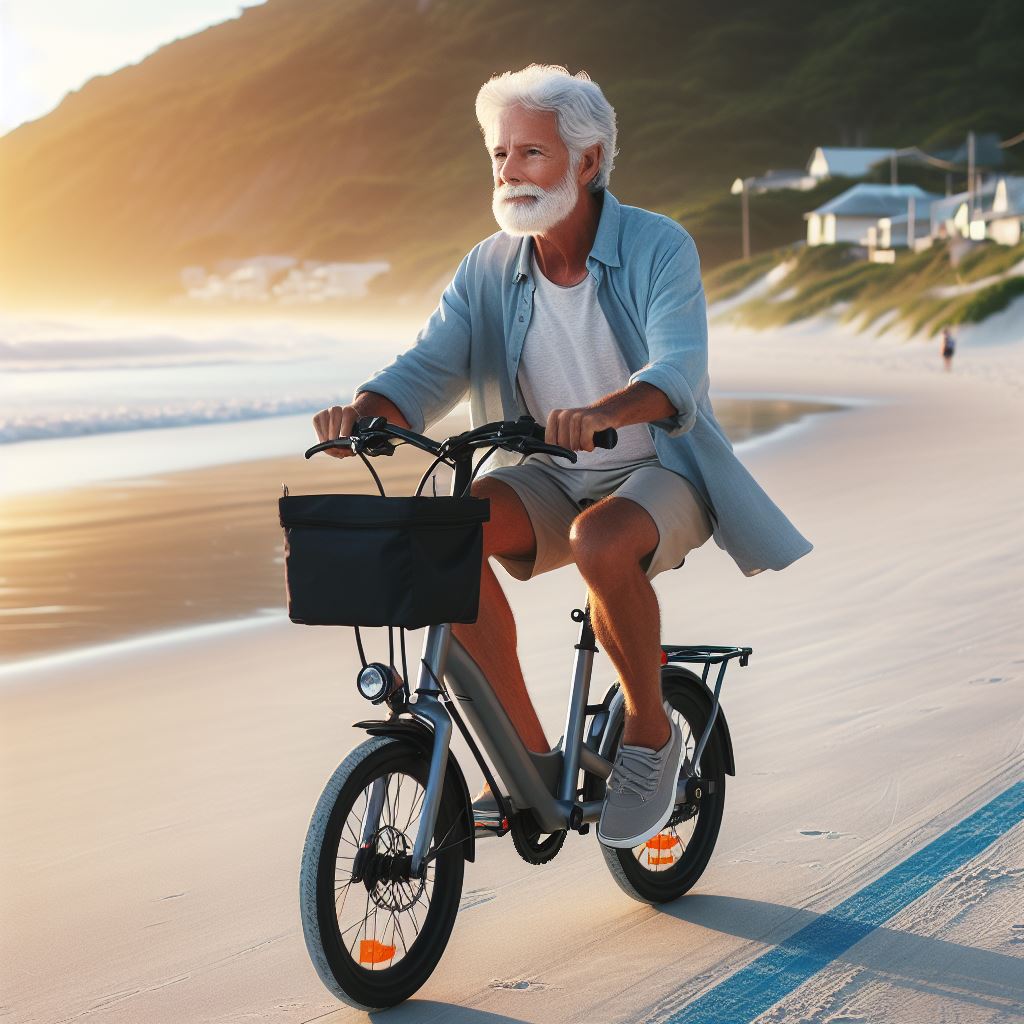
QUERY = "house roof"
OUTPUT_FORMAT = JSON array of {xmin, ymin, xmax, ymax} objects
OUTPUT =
[
  {"xmin": 934, "ymin": 132, "xmax": 1007, "ymax": 169},
  {"xmin": 806, "ymin": 183, "xmax": 942, "ymax": 219},
  {"xmin": 748, "ymin": 168, "xmax": 816, "ymax": 193},
  {"xmin": 808, "ymin": 146, "xmax": 895, "ymax": 178},
  {"xmin": 930, "ymin": 178, "xmax": 1002, "ymax": 222}
]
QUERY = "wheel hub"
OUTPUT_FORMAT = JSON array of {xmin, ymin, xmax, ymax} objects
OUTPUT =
[{"xmin": 353, "ymin": 825, "xmax": 425, "ymax": 910}]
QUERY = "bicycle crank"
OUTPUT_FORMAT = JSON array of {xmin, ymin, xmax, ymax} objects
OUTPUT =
[{"xmin": 509, "ymin": 811, "xmax": 567, "ymax": 865}]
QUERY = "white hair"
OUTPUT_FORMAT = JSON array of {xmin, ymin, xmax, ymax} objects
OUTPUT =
[{"xmin": 475, "ymin": 64, "xmax": 618, "ymax": 193}]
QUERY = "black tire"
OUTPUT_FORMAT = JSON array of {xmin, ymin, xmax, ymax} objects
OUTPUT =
[
  {"xmin": 595, "ymin": 669, "xmax": 727, "ymax": 904},
  {"xmin": 299, "ymin": 736, "xmax": 466, "ymax": 1009}
]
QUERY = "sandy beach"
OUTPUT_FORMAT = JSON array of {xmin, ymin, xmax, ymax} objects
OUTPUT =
[{"xmin": 2, "ymin": 311, "xmax": 1022, "ymax": 1023}]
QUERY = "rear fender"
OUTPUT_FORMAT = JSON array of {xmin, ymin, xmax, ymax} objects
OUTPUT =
[{"xmin": 353, "ymin": 718, "xmax": 475, "ymax": 862}]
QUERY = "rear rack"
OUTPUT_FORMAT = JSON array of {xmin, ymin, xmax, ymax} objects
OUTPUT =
[
  {"xmin": 660, "ymin": 645, "xmax": 752, "ymax": 775},
  {"xmin": 661, "ymin": 644, "xmax": 752, "ymax": 668}
]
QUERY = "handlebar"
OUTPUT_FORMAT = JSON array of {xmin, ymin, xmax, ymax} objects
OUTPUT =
[{"xmin": 304, "ymin": 415, "xmax": 618, "ymax": 465}]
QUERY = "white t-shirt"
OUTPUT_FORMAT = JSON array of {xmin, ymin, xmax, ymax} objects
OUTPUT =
[{"xmin": 516, "ymin": 251, "xmax": 658, "ymax": 469}]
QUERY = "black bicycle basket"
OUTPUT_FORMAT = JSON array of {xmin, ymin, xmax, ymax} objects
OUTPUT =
[{"xmin": 279, "ymin": 492, "xmax": 490, "ymax": 628}]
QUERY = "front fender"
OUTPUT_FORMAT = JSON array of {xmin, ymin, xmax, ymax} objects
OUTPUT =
[{"xmin": 353, "ymin": 718, "xmax": 476, "ymax": 863}]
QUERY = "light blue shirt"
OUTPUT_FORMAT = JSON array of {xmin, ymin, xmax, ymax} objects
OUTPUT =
[{"xmin": 355, "ymin": 189, "xmax": 812, "ymax": 576}]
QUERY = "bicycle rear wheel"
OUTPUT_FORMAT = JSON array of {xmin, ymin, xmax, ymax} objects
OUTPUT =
[
  {"xmin": 596, "ymin": 669, "xmax": 726, "ymax": 904},
  {"xmin": 299, "ymin": 736, "xmax": 466, "ymax": 1008}
]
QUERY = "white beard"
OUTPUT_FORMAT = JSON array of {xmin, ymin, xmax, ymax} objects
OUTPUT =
[{"xmin": 491, "ymin": 166, "xmax": 581, "ymax": 237}]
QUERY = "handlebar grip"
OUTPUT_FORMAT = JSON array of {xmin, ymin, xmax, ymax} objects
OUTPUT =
[{"xmin": 592, "ymin": 428, "xmax": 618, "ymax": 450}]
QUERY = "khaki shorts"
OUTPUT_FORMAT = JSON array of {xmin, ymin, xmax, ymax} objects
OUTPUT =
[{"xmin": 481, "ymin": 455, "xmax": 714, "ymax": 582}]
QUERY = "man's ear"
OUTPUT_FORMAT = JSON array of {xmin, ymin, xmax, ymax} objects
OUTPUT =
[{"xmin": 579, "ymin": 144, "xmax": 602, "ymax": 187}]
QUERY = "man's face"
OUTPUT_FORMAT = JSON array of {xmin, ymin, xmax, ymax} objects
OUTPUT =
[{"xmin": 487, "ymin": 105, "xmax": 582, "ymax": 236}]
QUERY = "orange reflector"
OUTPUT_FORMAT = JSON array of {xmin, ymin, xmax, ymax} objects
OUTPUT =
[
  {"xmin": 359, "ymin": 939, "xmax": 396, "ymax": 964},
  {"xmin": 648, "ymin": 854, "xmax": 677, "ymax": 865},
  {"xmin": 645, "ymin": 834, "xmax": 681, "ymax": 850}
]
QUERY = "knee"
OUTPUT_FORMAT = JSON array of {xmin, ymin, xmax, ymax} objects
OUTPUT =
[
  {"xmin": 568, "ymin": 514, "xmax": 620, "ymax": 583},
  {"xmin": 570, "ymin": 502, "xmax": 655, "ymax": 584}
]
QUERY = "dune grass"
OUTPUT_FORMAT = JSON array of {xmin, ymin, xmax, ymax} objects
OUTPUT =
[{"xmin": 717, "ymin": 238, "xmax": 1024, "ymax": 337}]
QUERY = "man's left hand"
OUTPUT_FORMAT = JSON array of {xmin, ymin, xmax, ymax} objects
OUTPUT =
[{"xmin": 545, "ymin": 406, "xmax": 618, "ymax": 452}]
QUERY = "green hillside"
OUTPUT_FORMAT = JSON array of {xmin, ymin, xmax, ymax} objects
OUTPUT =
[{"xmin": 0, "ymin": 0, "xmax": 1021, "ymax": 311}]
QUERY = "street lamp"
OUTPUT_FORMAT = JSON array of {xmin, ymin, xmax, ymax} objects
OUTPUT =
[{"xmin": 731, "ymin": 176, "xmax": 752, "ymax": 261}]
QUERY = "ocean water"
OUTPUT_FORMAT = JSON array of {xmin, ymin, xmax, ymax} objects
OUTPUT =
[
  {"xmin": 0, "ymin": 312, "xmax": 846, "ymax": 498},
  {"xmin": 0, "ymin": 313, "xmax": 404, "ymax": 494}
]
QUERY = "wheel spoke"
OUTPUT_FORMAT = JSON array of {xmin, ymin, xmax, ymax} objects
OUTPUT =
[{"xmin": 404, "ymin": 784, "xmax": 425, "ymax": 834}]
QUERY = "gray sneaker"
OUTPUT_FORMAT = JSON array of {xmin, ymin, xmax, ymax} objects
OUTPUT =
[{"xmin": 597, "ymin": 703, "xmax": 683, "ymax": 849}]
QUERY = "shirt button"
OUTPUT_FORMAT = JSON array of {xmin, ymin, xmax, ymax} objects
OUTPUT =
[{"xmin": 518, "ymin": 315, "xmax": 524, "ymax": 322}]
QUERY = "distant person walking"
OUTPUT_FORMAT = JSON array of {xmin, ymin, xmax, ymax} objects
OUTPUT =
[{"xmin": 940, "ymin": 326, "xmax": 956, "ymax": 372}]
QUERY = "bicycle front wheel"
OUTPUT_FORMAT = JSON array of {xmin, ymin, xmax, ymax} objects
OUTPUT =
[{"xmin": 299, "ymin": 736, "xmax": 466, "ymax": 1009}]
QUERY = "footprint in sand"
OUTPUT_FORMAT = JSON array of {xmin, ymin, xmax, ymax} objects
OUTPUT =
[{"xmin": 489, "ymin": 978, "xmax": 548, "ymax": 991}]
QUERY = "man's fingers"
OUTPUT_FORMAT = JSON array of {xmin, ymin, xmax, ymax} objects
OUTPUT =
[
  {"xmin": 339, "ymin": 406, "xmax": 357, "ymax": 438},
  {"xmin": 579, "ymin": 415, "xmax": 595, "ymax": 452},
  {"xmin": 545, "ymin": 411, "xmax": 556, "ymax": 446},
  {"xmin": 313, "ymin": 405, "xmax": 356, "ymax": 458},
  {"xmin": 312, "ymin": 410, "xmax": 328, "ymax": 442},
  {"xmin": 328, "ymin": 405, "xmax": 345, "ymax": 440},
  {"xmin": 547, "ymin": 409, "xmax": 566, "ymax": 448},
  {"xmin": 569, "ymin": 413, "xmax": 584, "ymax": 453}
]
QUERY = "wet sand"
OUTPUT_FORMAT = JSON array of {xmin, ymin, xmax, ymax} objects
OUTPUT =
[{"xmin": 0, "ymin": 398, "xmax": 839, "ymax": 667}]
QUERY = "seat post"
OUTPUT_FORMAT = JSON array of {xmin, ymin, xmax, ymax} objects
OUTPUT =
[{"xmin": 557, "ymin": 600, "xmax": 598, "ymax": 804}]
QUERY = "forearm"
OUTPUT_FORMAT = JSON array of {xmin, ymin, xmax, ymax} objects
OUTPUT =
[
  {"xmin": 591, "ymin": 381, "xmax": 677, "ymax": 429},
  {"xmin": 352, "ymin": 390, "xmax": 412, "ymax": 430}
]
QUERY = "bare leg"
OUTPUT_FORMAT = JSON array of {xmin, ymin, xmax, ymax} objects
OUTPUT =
[
  {"xmin": 570, "ymin": 498, "xmax": 670, "ymax": 750},
  {"xmin": 452, "ymin": 479, "xmax": 549, "ymax": 759}
]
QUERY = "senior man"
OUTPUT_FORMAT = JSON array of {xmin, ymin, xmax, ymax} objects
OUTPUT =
[{"xmin": 313, "ymin": 64, "xmax": 812, "ymax": 849}]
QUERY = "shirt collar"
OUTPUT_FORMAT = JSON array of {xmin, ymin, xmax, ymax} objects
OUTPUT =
[{"xmin": 513, "ymin": 188, "xmax": 622, "ymax": 283}]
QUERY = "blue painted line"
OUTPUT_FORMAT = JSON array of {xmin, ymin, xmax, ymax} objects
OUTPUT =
[{"xmin": 664, "ymin": 780, "xmax": 1024, "ymax": 1024}]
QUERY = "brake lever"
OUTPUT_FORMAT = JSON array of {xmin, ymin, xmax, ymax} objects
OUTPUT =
[
  {"xmin": 355, "ymin": 432, "xmax": 398, "ymax": 457},
  {"xmin": 304, "ymin": 438, "xmax": 355, "ymax": 459},
  {"xmin": 510, "ymin": 438, "xmax": 578, "ymax": 463}
]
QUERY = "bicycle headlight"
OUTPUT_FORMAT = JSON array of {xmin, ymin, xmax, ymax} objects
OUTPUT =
[{"xmin": 357, "ymin": 663, "xmax": 394, "ymax": 704}]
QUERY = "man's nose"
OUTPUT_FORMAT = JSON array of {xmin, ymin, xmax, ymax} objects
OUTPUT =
[{"xmin": 498, "ymin": 153, "xmax": 521, "ymax": 185}]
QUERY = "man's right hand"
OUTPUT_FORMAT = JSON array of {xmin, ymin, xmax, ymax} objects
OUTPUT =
[{"xmin": 312, "ymin": 404, "xmax": 359, "ymax": 459}]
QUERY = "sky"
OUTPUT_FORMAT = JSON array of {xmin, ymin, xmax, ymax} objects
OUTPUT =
[{"xmin": 0, "ymin": 1, "xmax": 267, "ymax": 135}]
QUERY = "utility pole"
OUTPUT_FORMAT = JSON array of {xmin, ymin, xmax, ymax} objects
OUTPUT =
[
  {"xmin": 967, "ymin": 130, "xmax": 976, "ymax": 218},
  {"xmin": 890, "ymin": 150, "xmax": 898, "ymax": 185},
  {"xmin": 731, "ymin": 177, "xmax": 751, "ymax": 260},
  {"xmin": 907, "ymin": 195, "xmax": 916, "ymax": 251}
]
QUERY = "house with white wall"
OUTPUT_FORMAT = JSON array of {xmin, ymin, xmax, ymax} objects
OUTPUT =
[
  {"xmin": 805, "ymin": 184, "xmax": 942, "ymax": 246},
  {"xmin": 935, "ymin": 176, "xmax": 1024, "ymax": 246},
  {"xmin": 807, "ymin": 147, "xmax": 895, "ymax": 181}
]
